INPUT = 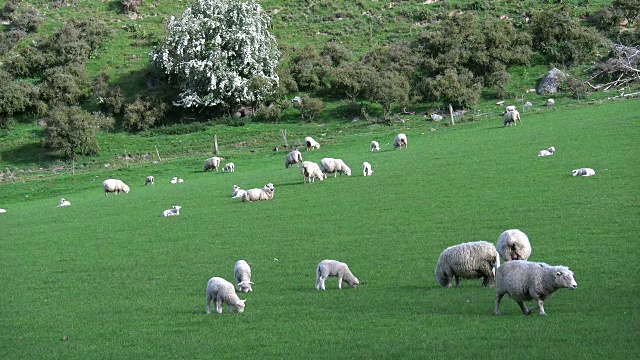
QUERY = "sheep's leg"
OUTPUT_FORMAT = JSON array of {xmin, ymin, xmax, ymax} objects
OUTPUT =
[
  {"xmin": 532, "ymin": 298, "xmax": 546, "ymax": 316},
  {"xmin": 227, "ymin": 304, "xmax": 233, "ymax": 314},
  {"xmin": 320, "ymin": 277, "xmax": 326, "ymax": 290},
  {"xmin": 454, "ymin": 275, "xmax": 460, "ymax": 288},
  {"xmin": 517, "ymin": 301, "xmax": 530, "ymax": 315},
  {"xmin": 494, "ymin": 292, "xmax": 506, "ymax": 315},
  {"xmin": 206, "ymin": 294, "xmax": 212, "ymax": 314},
  {"xmin": 337, "ymin": 274, "xmax": 343, "ymax": 289}
]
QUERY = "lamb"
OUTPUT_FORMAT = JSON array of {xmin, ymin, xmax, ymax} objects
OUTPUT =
[
  {"xmin": 0, "ymin": 208, "xmax": 6, "ymax": 214},
  {"xmin": 370, "ymin": 141, "xmax": 380, "ymax": 152},
  {"xmin": 572, "ymin": 168, "xmax": 595, "ymax": 177},
  {"xmin": 144, "ymin": 176, "xmax": 155, "ymax": 186},
  {"xmin": 203, "ymin": 156, "xmax": 221, "ymax": 172},
  {"xmin": 304, "ymin": 136, "xmax": 320, "ymax": 151},
  {"xmin": 234, "ymin": 260, "xmax": 254, "ymax": 293},
  {"xmin": 435, "ymin": 241, "xmax": 500, "ymax": 288},
  {"xmin": 315, "ymin": 260, "xmax": 360, "ymax": 290},
  {"xmin": 394, "ymin": 133, "xmax": 408, "ymax": 150},
  {"xmin": 320, "ymin": 158, "xmax": 352, "ymax": 177},
  {"xmin": 161, "ymin": 205, "xmax": 181, "ymax": 217},
  {"xmin": 284, "ymin": 150, "xmax": 303, "ymax": 168},
  {"xmin": 537, "ymin": 146, "xmax": 556, "ymax": 157},
  {"xmin": 102, "ymin": 179, "xmax": 130, "ymax": 196},
  {"xmin": 242, "ymin": 183, "xmax": 275, "ymax": 202},
  {"xmin": 205, "ymin": 277, "xmax": 246, "ymax": 314},
  {"xmin": 231, "ymin": 185, "xmax": 246, "ymax": 199},
  {"xmin": 497, "ymin": 229, "xmax": 532, "ymax": 261},
  {"xmin": 494, "ymin": 260, "xmax": 577, "ymax": 316},
  {"xmin": 223, "ymin": 162, "xmax": 235, "ymax": 173},
  {"xmin": 58, "ymin": 198, "xmax": 71, "ymax": 207},
  {"xmin": 301, "ymin": 161, "xmax": 325, "ymax": 183},
  {"xmin": 362, "ymin": 162, "xmax": 373, "ymax": 177},
  {"xmin": 504, "ymin": 108, "xmax": 522, "ymax": 126},
  {"xmin": 170, "ymin": 177, "xmax": 184, "ymax": 184}
]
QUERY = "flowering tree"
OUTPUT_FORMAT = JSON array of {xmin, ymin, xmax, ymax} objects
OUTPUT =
[{"xmin": 151, "ymin": 0, "xmax": 280, "ymax": 109}]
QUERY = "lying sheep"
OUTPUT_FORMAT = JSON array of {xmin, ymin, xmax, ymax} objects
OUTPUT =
[
  {"xmin": 103, "ymin": 179, "xmax": 130, "ymax": 196},
  {"xmin": 223, "ymin": 162, "xmax": 235, "ymax": 173},
  {"xmin": 170, "ymin": 177, "xmax": 184, "ymax": 184},
  {"xmin": 435, "ymin": 241, "xmax": 500, "ymax": 288},
  {"xmin": 232, "ymin": 185, "xmax": 246, "ymax": 199},
  {"xmin": 242, "ymin": 183, "xmax": 275, "ymax": 202},
  {"xmin": 234, "ymin": 260, "xmax": 254, "ymax": 293},
  {"xmin": 537, "ymin": 147, "xmax": 556, "ymax": 157},
  {"xmin": 572, "ymin": 168, "xmax": 595, "ymax": 177},
  {"xmin": 315, "ymin": 260, "xmax": 360, "ymax": 290},
  {"xmin": 497, "ymin": 229, "xmax": 532, "ymax": 261},
  {"xmin": 58, "ymin": 198, "xmax": 71, "ymax": 207},
  {"xmin": 304, "ymin": 136, "xmax": 320, "ymax": 151},
  {"xmin": 320, "ymin": 158, "xmax": 352, "ymax": 177},
  {"xmin": 144, "ymin": 176, "xmax": 155, "ymax": 186},
  {"xmin": 205, "ymin": 277, "xmax": 246, "ymax": 314},
  {"xmin": 362, "ymin": 162, "xmax": 373, "ymax": 177},
  {"xmin": 301, "ymin": 161, "xmax": 325, "ymax": 183},
  {"xmin": 285, "ymin": 150, "xmax": 303, "ymax": 168},
  {"xmin": 0, "ymin": 208, "xmax": 6, "ymax": 213},
  {"xmin": 504, "ymin": 108, "xmax": 521, "ymax": 126},
  {"xmin": 162, "ymin": 205, "xmax": 181, "ymax": 217},
  {"xmin": 370, "ymin": 141, "xmax": 380, "ymax": 152},
  {"xmin": 494, "ymin": 260, "xmax": 577, "ymax": 316},
  {"xmin": 394, "ymin": 133, "xmax": 408, "ymax": 150},
  {"xmin": 203, "ymin": 156, "xmax": 221, "ymax": 172}
]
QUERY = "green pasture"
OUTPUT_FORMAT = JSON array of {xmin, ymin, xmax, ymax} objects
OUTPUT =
[{"xmin": 1, "ymin": 100, "xmax": 639, "ymax": 358}]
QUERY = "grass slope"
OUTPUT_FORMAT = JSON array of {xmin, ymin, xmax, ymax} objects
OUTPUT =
[{"xmin": 1, "ymin": 100, "xmax": 639, "ymax": 359}]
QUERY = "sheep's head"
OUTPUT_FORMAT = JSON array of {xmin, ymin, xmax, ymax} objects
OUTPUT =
[
  {"xmin": 237, "ymin": 281, "xmax": 253, "ymax": 293},
  {"xmin": 123, "ymin": 185, "xmax": 130, "ymax": 194},
  {"xmin": 233, "ymin": 185, "xmax": 240, "ymax": 191},
  {"xmin": 344, "ymin": 166, "xmax": 352, "ymax": 176},
  {"xmin": 236, "ymin": 299, "xmax": 246, "ymax": 313},
  {"xmin": 349, "ymin": 277, "xmax": 360, "ymax": 288},
  {"xmin": 264, "ymin": 183, "xmax": 275, "ymax": 192},
  {"xmin": 554, "ymin": 267, "xmax": 577, "ymax": 290},
  {"xmin": 549, "ymin": 146, "xmax": 556, "ymax": 153}
]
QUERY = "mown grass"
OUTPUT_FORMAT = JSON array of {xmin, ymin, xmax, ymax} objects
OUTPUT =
[{"xmin": 1, "ymin": 100, "xmax": 638, "ymax": 359}]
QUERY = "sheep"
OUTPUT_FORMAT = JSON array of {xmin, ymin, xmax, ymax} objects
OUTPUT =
[
  {"xmin": 370, "ymin": 141, "xmax": 380, "ymax": 152},
  {"xmin": 362, "ymin": 162, "xmax": 373, "ymax": 177},
  {"xmin": 504, "ymin": 108, "xmax": 522, "ymax": 126},
  {"xmin": 223, "ymin": 162, "xmax": 235, "ymax": 173},
  {"xmin": 170, "ymin": 177, "xmax": 184, "ymax": 184},
  {"xmin": 497, "ymin": 229, "xmax": 532, "ymax": 261},
  {"xmin": 102, "ymin": 179, "xmax": 130, "ymax": 196},
  {"xmin": 505, "ymin": 105, "xmax": 517, "ymax": 112},
  {"xmin": 315, "ymin": 260, "xmax": 360, "ymax": 290},
  {"xmin": 58, "ymin": 198, "xmax": 71, "ymax": 207},
  {"xmin": 0, "ymin": 208, "xmax": 6, "ymax": 213},
  {"xmin": 537, "ymin": 146, "xmax": 556, "ymax": 157},
  {"xmin": 232, "ymin": 185, "xmax": 246, "ymax": 199},
  {"xmin": 285, "ymin": 150, "xmax": 303, "ymax": 168},
  {"xmin": 394, "ymin": 133, "xmax": 408, "ymax": 150},
  {"xmin": 234, "ymin": 260, "xmax": 253, "ymax": 293},
  {"xmin": 435, "ymin": 241, "xmax": 500, "ymax": 288},
  {"xmin": 203, "ymin": 156, "xmax": 221, "ymax": 172},
  {"xmin": 144, "ymin": 176, "xmax": 155, "ymax": 186},
  {"xmin": 572, "ymin": 168, "xmax": 595, "ymax": 177},
  {"xmin": 161, "ymin": 205, "xmax": 181, "ymax": 217},
  {"xmin": 205, "ymin": 277, "xmax": 246, "ymax": 314},
  {"xmin": 546, "ymin": 98, "xmax": 555, "ymax": 106},
  {"xmin": 304, "ymin": 136, "xmax": 320, "ymax": 151},
  {"xmin": 242, "ymin": 183, "xmax": 275, "ymax": 202},
  {"xmin": 494, "ymin": 260, "xmax": 577, "ymax": 316},
  {"xmin": 320, "ymin": 158, "xmax": 352, "ymax": 177},
  {"xmin": 301, "ymin": 161, "xmax": 325, "ymax": 183}
]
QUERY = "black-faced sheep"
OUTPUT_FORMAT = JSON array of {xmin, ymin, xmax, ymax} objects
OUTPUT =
[
  {"xmin": 315, "ymin": 260, "xmax": 360, "ymax": 290},
  {"xmin": 205, "ymin": 277, "xmax": 246, "ymax": 314},
  {"xmin": 435, "ymin": 241, "xmax": 500, "ymax": 288},
  {"xmin": 497, "ymin": 229, "xmax": 531, "ymax": 261},
  {"xmin": 103, "ymin": 179, "xmax": 130, "ymax": 196}
]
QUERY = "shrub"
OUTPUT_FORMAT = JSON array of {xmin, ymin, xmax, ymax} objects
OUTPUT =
[
  {"xmin": 93, "ymin": 73, "xmax": 124, "ymax": 116},
  {"xmin": 123, "ymin": 94, "xmax": 169, "ymax": 131},
  {"xmin": 253, "ymin": 104, "xmax": 282, "ymax": 123},
  {"xmin": 365, "ymin": 70, "xmax": 410, "ymax": 121},
  {"xmin": 298, "ymin": 95, "xmax": 325, "ymax": 121},
  {"xmin": 44, "ymin": 106, "xmax": 114, "ymax": 159},
  {"xmin": 290, "ymin": 45, "xmax": 330, "ymax": 92},
  {"xmin": 39, "ymin": 64, "xmax": 91, "ymax": 106},
  {"xmin": 10, "ymin": 6, "xmax": 40, "ymax": 33},
  {"xmin": 122, "ymin": 0, "xmax": 142, "ymax": 14}
]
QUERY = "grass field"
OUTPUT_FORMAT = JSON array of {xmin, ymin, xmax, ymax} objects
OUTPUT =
[{"xmin": 1, "ymin": 99, "xmax": 639, "ymax": 359}]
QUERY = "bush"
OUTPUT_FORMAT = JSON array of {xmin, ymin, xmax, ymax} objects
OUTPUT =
[
  {"xmin": 298, "ymin": 95, "xmax": 325, "ymax": 121},
  {"xmin": 253, "ymin": 104, "xmax": 282, "ymax": 123},
  {"xmin": 123, "ymin": 94, "xmax": 169, "ymax": 131},
  {"xmin": 290, "ymin": 45, "xmax": 330, "ymax": 92},
  {"xmin": 0, "ymin": 30, "xmax": 26, "ymax": 55},
  {"xmin": 93, "ymin": 73, "xmax": 124, "ymax": 116},
  {"xmin": 122, "ymin": 0, "xmax": 142, "ymax": 14},
  {"xmin": 39, "ymin": 64, "xmax": 91, "ymax": 106},
  {"xmin": 10, "ymin": 7, "xmax": 41, "ymax": 33},
  {"xmin": 44, "ymin": 106, "xmax": 114, "ymax": 159},
  {"xmin": 562, "ymin": 76, "xmax": 590, "ymax": 100}
]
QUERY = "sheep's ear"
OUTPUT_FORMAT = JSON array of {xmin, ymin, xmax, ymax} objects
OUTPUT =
[
  {"xmin": 240, "ymin": 299, "xmax": 246, "ymax": 304},
  {"xmin": 556, "ymin": 271, "xmax": 562, "ymax": 276}
]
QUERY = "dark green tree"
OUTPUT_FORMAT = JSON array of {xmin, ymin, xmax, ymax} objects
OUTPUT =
[{"xmin": 44, "ymin": 106, "xmax": 114, "ymax": 159}]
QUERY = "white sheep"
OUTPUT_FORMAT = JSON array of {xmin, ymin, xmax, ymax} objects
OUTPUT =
[
  {"xmin": 394, "ymin": 133, "xmax": 408, "ymax": 150},
  {"xmin": 304, "ymin": 136, "xmax": 320, "ymax": 151},
  {"xmin": 537, "ymin": 147, "xmax": 556, "ymax": 157},
  {"xmin": 102, "ymin": 179, "xmax": 130, "ymax": 196},
  {"xmin": 284, "ymin": 150, "xmax": 303, "ymax": 168},
  {"xmin": 320, "ymin": 158, "xmax": 352, "ymax": 177},
  {"xmin": 546, "ymin": 98, "xmax": 555, "ymax": 106},
  {"xmin": 144, "ymin": 176, "xmax": 155, "ymax": 186},
  {"xmin": 504, "ymin": 108, "xmax": 522, "ymax": 126},
  {"xmin": 572, "ymin": 168, "xmax": 595, "ymax": 177},
  {"xmin": 203, "ymin": 156, "xmax": 221, "ymax": 172},
  {"xmin": 205, "ymin": 277, "xmax": 246, "ymax": 314},
  {"xmin": 494, "ymin": 260, "xmax": 577, "ymax": 316},
  {"xmin": 362, "ymin": 162, "xmax": 373, "ymax": 177},
  {"xmin": 370, "ymin": 141, "xmax": 380, "ymax": 152},
  {"xmin": 161, "ymin": 205, "xmax": 181, "ymax": 217},
  {"xmin": 497, "ymin": 229, "xmax": 532, "ymax": 261},
  {"xmin": 435, "ymin": 241, "xmax": 500, "ymax": 288},
  {"xmin": 242, "ymin": 183, "xmax": 275, "ymax": 202},
  {"xmin": 231, "ymin": 185, "xmax": 246, "ymax": 199},
  {"xmin": 505, "ymin": 105, "xmax": 517, "ymax": 112},
  {"xmin": 315, "ymin": 260, "xmax": 360, "ymax": 290},
  {"xmin": 301, "ymin": 161, "xmax": 325, "ymax": 183},
  {"xmin": 58, "ymin": 198, "xmax": 71, "ymax": 207},
  {"xmin": 0, "ymin": 208, "xmax": 6, "ymax": 214},
  {"xmin": 234, "ymin": 260, "xmax": 254, "ymax": 293},
  {"xmin": 222, "ymin": 162, "xmax": 235, "ymax": 173},
  {"xmin": 170, "ymin": 177, "xmax": 184, "ymax": 184}
]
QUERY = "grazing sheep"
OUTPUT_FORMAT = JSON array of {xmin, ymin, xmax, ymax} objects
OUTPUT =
[
  {"xmin": 242, "ymin": 183, "xmax": 275, "ymax": 202},
  {"xmin": 144, "ymin": 176, "xmax": 155, "ymax": 186},
  {"xmin": 537, "ymin": 146, "xmax": 556, "ymax": 157},
  {"xmin": 161, "ymin": 205, "xmax": 181, "ymax": 217},
  {"xmin": 232, "ymin": 185, "xmax": 246, "ymax": 199},
  {"xmin": 320, "ymin": 158, "xmax": 352, "ymax": 177},
  {"xmin": 362, "ymin": 162, "xmax": 373, "ymax": 177},
  {"xmin": 435, "ymin": 241, "xmax": 500, "ymax": 288},
  {"xmin": 205, "ymin": 277, "xmax": 246, "ymax": 314},
  {"xmin": 285, "ymin": 150, "xmax": 303, "ymax": 168},
  {"xmin": 223, "ymin": 162, "xmax": 235, "ymax": 173},
  {"xmin": 304, "ymin": 136, "xmax": 320, "ymax": 151},
  {"xmin": 58, "ymin": 198, "xmax": 71, "ymax": 207},
  {"xmin": 497, "ymin": 229, "xmax": 532, "ymax": 261},
  {"xmin": 504, "ymin": 108, "xmax": 522, "ymax": 126},
  {"xmin": 394, "ymin": 133, "xmax": 408, "ymax": 149},
  {"xmin": 234, "ymin": 260, "xmax": 253, "ymax": 293},
  {"xmin": 370, "ymin": 141, "xmax": 380, "ymax": 152},
  {"xmin": 301, "ymin": 161, "xmax": 325, "ymax": 183},
  {"xmin": 203, "ymin": 156, "xmax": 221, "ymax": 172},
  {"xmin": 494, "ymin": 260, "xmax": 577, "ymax": 316},
  {"xmin": 315, "ymin": 260, "xmax": 360, "ymax": 290},
  {"xmin": 102, "ymin": 179, "xmax": 130, "ymax": 196},
  {"xmin": 0, "ymin": 208, "xmax": 6, "ymax": 213},
  {"xmin": 572, "ymin": 168, "xmax": 595, "ymax": 177}
]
